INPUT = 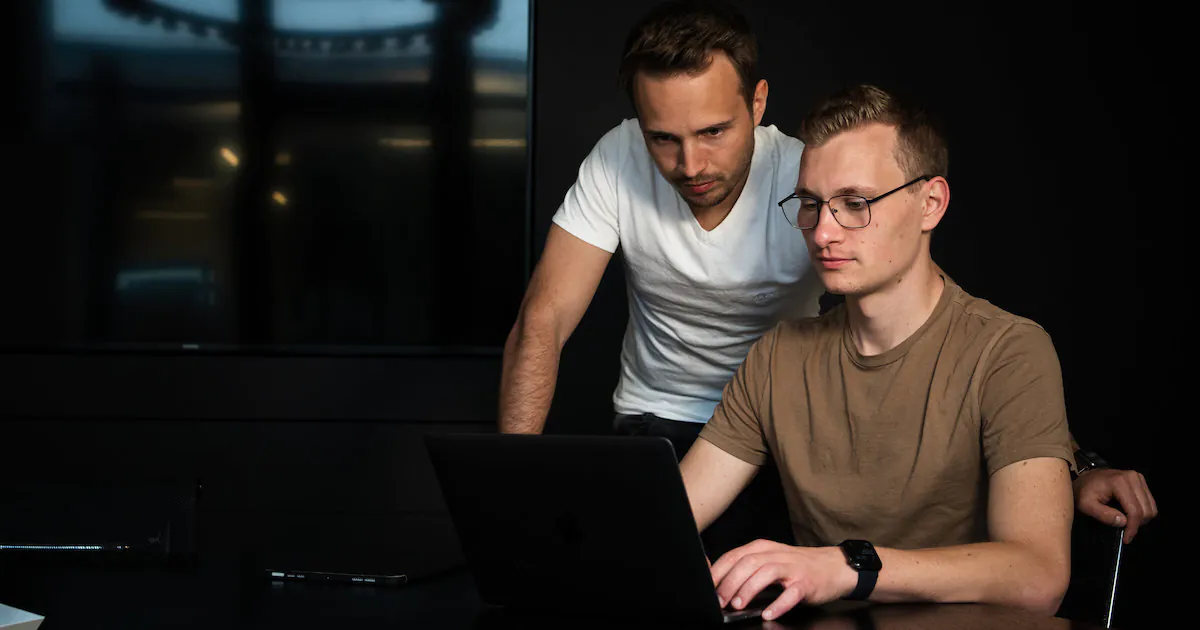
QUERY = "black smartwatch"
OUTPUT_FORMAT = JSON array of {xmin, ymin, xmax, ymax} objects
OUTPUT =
[
  {"xmin": 1072, "ymin": 448, "xmax": 1109, "ymax": 480},
  {"xmin": 838, "ymin": 539, "xmax": 881, "ymax": 601}
]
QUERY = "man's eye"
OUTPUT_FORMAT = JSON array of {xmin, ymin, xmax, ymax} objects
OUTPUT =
[
  {"xmin": 652, "ymin": 135, "xmax": 674, "ymax": 143},
  {"xmin": 703, "ymin": 128, "xmax": 723, "ymax": 137}
]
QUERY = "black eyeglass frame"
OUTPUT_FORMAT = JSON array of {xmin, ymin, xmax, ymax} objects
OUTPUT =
[{"xmin": 776, "ymin": 174, "xmax": 940, "ymax": 230}]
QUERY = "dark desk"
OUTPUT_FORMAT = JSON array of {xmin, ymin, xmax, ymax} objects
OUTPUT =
[{"xmin": 0, "ymin": 562, "xmax": 1109, "ymax": 629}]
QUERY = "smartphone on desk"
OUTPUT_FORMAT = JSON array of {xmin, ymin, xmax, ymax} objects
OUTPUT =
[{"xmin": 265, "ymin": 569, "xmax": 408, "ymax": 587}]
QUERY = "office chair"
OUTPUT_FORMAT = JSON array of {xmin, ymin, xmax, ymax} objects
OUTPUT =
[{"xmin": 1056, "ymin": 514, "xmax": 1126, "ymax": 628}]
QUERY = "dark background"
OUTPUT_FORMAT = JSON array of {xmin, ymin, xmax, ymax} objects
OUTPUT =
[{"xmin": 2, "ymin": 0, "xmax": 1178, "ymax": 624}]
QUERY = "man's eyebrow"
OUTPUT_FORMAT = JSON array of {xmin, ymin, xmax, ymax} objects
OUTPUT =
[
  {"xmin": 697, "ymin": 119, "xmax": 735, "ymax": 133},
  {"xmin": 840, "ymin": 186, "xmax": 876, "ymax": 196},
  {"xmin": 793, "ymin": 185, "xmax": 877, "ymax": 197},
  {"xmin": 642, "ymin": 128, "xmax": 677, "ymax": 139}
]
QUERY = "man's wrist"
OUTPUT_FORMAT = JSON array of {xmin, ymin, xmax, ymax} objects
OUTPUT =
[
  {"xmin": 1072, "ymin": 448, "xmax": 1110, "ymax": 479},
  {"xmin": 827, "ymin": 546, "xmax": 860, "ymax": 598}
]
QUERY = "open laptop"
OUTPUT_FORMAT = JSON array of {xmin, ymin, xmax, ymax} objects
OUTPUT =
[{"xmin": 424, "ymin": 433, "xmax": 772, "ymax": 625}]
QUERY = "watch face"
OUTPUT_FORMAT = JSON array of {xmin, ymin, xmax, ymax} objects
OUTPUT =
[{"xmin": 841, "ymin": 540, "xmax": 882, "ymax": 572}]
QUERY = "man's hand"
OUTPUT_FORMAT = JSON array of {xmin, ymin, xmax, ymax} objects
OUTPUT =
[
  {"xmin": 710, "ymin": 540, "xmax": 856, "ymax": 621},
  {"xmin": 1074, "ymin": 468, "xmax": 1158, "ymax": 544}
]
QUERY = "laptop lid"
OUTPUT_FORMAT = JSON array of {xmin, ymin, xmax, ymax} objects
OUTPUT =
[{"xmin": 425, "ymin": 433, "xmax": 727, "ymax": 624}]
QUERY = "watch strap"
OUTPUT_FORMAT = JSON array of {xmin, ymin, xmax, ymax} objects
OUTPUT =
[
  {"xmin": 846, "ymin": 568, "xmax": 878, "ymax": 600},
  {"xmin": 839, "ymin": 540, "xmax": 881, "ymax": 601},
  {"xmin": 1072, "ymin": 448, "xmax": 1110, "ymax": 479}
]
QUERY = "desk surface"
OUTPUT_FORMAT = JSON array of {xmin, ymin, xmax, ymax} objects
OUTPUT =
[{"xmin": 1, "ymin": 563, "xmax": 1109, "ymax": 630}]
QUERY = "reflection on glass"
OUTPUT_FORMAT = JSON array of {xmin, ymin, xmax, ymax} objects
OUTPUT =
[{"xmin": 8, "ymin": 0, "xmax": 531, "ymax": 352}]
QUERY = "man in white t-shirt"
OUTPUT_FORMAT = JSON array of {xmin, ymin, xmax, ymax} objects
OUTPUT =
[
  {"xmin": 500, "ymin": 3, "xmax": 816, "ymax": 435},
  {"xmin": 497, "ymin": 0, "xmax": 1156, "ymax": 555}
]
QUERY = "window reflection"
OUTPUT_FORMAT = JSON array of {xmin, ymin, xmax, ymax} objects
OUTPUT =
[{"xmin": 13, "ymin": 0, "xmax": 531, "ymax": 351}]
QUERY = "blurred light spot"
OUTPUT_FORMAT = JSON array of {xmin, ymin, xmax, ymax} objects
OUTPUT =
[
  {"xmin": 377, "ymin": 138, "xmax": 526, "ymax": 149},
  {"xmin": 116, "ymin": 267, "xmax": 206, "ymax": 291},
  {"xmin": 472, "ymin": 138, "xmax": 526, "ymax": 149},
  {"xmin": 475, "ymin": 72, "xmax": 527, "ymax": 96},
  {"xmin": 378, "ymin": 138, "xmax": 431, "ymax": 149}
]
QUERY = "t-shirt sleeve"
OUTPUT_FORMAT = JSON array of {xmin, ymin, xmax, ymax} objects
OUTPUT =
[
  {"xmin": 549, "ymin": 124, "xmax": 625, "ymax": 253},
  {"xmin": 697, "ymin": 326, "xmax": 779, "ymax": 466},
  {"xmin": 979, "ymin": 322, "xmax": 1076, "ymax": 476}
]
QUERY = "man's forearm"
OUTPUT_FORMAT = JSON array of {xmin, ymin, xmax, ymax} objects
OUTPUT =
[
  {"xmin": 497, "ymin": 318, "xmax": 561, "ymax": 434},
  {"xmin": 869, "ymin": 542, "xmax": 1070, "ymax": 615}
]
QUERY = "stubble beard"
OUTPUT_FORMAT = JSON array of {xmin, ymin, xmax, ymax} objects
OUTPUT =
[{"xmin": 678, "ymin": 139, "xmax": 755, "ymax": 212}]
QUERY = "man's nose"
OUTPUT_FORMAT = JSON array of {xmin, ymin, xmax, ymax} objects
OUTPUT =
[
  {"xmin": 810, "ymin": 202, "xmax": 844, "ymax": 249},
  {"xmin": 678, "ymin": 141, "xmax": 707, "ymax": 179}
]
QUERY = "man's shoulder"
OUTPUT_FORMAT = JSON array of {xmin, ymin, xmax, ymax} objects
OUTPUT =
[
  {"xmin": 603, "ymin": 117, "xmax": 643, "ymax": 141},
  {"xmin": 578, "ymin": 118, "xmax": 655, "ymax": 186},
  {"xmin": 754, "ymin": 124, "xmax": 805, "ymax": 169},
  {"xmin": 770, "ymin": 304, "xmax": 846, "ymax": 348},
  {"xmin": 951, "ymin": 285, "xmax": 1046, "ymax": 329},
  {"xmin": 756, "ymin": 123, "xmax": 804, "ymax": 150},
  {"xmin": 591, "ymin": 118, "xmax": 642, "ymax": 160},
  {"xmin": 947, "ymin": 284, "xmax": 1056, "ymax": 355}
]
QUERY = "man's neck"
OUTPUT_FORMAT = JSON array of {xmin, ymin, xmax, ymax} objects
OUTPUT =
[{"xmin": 845, "ymin": 256, "xmax": 945, "ymax": 357}]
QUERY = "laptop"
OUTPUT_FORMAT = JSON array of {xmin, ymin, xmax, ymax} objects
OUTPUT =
[{"xmin": 425, "ymin": 433, "xmax": 772, "ymax": 625}]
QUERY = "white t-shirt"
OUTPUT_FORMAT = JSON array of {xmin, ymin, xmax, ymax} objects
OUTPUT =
[{"xmin": 552, "ymin": 119, "xmax": 824, "ymax": 423}]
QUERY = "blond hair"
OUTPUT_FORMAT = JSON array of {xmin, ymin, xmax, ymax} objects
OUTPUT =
[{"xmin": 799, "ymin": 85, "xmax": 948, "ymax": 179}]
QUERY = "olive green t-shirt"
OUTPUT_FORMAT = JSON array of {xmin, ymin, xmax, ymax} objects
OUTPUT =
[{"xmin": 698, "ymin": 278, "xmax": 1074, "ymax": 549}]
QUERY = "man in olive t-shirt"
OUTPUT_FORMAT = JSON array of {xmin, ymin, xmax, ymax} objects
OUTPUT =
[
  {"xmin": 699, "ymin": 275, "xmax": 1073, "ymax": 551},
  {"xmin": 679, "ymin": 85, "xmax": 1075, "ymax": 621}
]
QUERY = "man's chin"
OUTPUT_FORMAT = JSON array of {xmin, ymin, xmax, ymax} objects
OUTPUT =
[
  {"xmin": 821, "ymin": 287, "xmax": 850, "ymax": 298},
  {"xmin": 817, "ymin": 272, "xmax": 856, "ymax": 296},
  {"xmin": 677, "ymin": 183, "xmax": 727, "ymax": 208}
]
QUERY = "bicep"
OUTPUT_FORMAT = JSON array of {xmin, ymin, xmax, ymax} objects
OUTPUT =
[
  {"xmin": 979, "ymin": 325, "xmax": 1073, "ymax": 475},
  {"xmin": 680, "ymin": 438, "xmax": 759, "ymax": 532},
  {"xmin": 988, "ymin": 457, "xmax": 1073, "ymax": 562},
  {"xmin": 518, "ymin": 224, "xmax": 612, "ymax": 345}
]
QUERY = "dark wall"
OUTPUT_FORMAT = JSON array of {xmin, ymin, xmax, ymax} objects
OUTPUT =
[{"xmin": 2, "ymin": 353, "xmax": 502, "ymax": 422}]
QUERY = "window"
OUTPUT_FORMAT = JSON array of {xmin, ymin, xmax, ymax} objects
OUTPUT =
[{"xmin": 6, "ymin": 0, "xmax": 531, "ymax": 353}]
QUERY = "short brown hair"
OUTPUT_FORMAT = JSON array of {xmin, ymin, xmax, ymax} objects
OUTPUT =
[
  {"xmin": 798, "ymin": 85, "xmax": 949, "ymax": 180},
  {"xmin": 617, "ymin": 1, "xmax": 758, "ymax": 110}
]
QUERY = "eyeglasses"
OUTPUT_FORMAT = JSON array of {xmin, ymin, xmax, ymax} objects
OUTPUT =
[{"xmin": 776, "ymin": 175, "xmax": 937, "ymax": 230}]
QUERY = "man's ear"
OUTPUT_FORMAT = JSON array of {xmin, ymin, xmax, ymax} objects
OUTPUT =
[
  {"xmin": 920, "ymin": 176, "xmax": 950, "ymax": 232},
  {"xmin": 752, "ymin": 79, "xmax": 769, "ymax": 126}
]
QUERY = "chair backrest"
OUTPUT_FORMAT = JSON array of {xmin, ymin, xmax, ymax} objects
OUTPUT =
[{"xmin": 1056, "ymin": 515, "xmax": 1125, "ymax": 628}]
